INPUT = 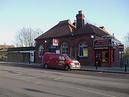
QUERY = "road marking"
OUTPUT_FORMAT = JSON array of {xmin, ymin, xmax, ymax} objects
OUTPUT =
[{"xmin": 64, "ymin": 85, "xmax": 117, "ymax": 97}]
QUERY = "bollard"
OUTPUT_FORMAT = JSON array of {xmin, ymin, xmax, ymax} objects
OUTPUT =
[
  {"xmin": 96, "ymin": 65, "xmax": 98, "ymax": 70},
  {"xmin": 95, "ymin": 62, "xmax": 98, "ymax": 70},
  {"xmin": 125, "ymin": 64, "xmax": 127, "ymax": 72}
]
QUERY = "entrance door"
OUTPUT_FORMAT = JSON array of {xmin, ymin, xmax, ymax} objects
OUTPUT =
[
  {"xmin": 95, "ymin": 50, "xmax": 102, "ymax": 66},
  {"xmin": 95, "ymin": 49, "xmax": 110, "ymax": 67}
]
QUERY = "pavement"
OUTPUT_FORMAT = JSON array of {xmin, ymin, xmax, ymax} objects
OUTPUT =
[
  {"xmin": 81, "ymin": 65, "xmax": 129, "ymax": 74},
  {"xmin": 0, "ymin": 61, "xmax": 129, "ymax": 74}
]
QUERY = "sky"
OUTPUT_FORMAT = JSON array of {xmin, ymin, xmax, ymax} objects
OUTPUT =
[{"xmin": 0, "ymin": 0, "xmax": 129, "ymax": 45}]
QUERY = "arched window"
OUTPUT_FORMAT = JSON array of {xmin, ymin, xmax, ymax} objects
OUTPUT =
[
  {"xmin": 38, "ymin": 45, "xmax": 44, "ymax": 57},
  {"xmin": 79, "ymin": 43, "xmax": 88, "ymax": 57},
  {"xmin": 61, "ymin": 42, "xmax": 69, "ymax": 54}
]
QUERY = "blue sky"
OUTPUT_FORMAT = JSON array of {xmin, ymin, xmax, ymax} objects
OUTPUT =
[{"xmin": 0, "ymin": 0, "xmax": 129, "ymax": 45}]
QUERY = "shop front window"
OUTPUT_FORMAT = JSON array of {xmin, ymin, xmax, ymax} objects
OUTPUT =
[
  {"xmin": 38, "ymin": 45, "xmax": 44, "ymax": 57},
  {"xmin": 61, "ymin": 42, "xmax": 69, "ymax": 54},
  {"xmin": 102, "ymin": 50, "xmax": 108, "ymax": 62},
  {"xmin": 112, "ymin": 50, "xmax": 115, "ymax": 62},
  {"xmin": 79, "ymin": 43, "xmax": 88, "ymax": 57}
]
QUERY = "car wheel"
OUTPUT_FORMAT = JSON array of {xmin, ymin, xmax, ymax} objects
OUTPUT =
[
  {"xmin": 64, "ymin": 65, "xmax": 71, "ymax": 71},
  {"xmin": 44, "ymin": 64, "xmax": 48, "ymax": 69}
]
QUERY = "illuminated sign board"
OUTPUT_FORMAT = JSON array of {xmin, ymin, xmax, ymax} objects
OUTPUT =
[
  {"xmin": 94, "ymin": 39, "xmax": 110, "ymax": 48},
  {"xmin": 52, "ymin": 39, "xmax": 59, "ymax": 46}
]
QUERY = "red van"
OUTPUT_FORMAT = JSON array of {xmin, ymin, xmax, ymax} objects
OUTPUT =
[{"xmin": 42, "ymin": 52, "xmax": 80, "ymax": 70}]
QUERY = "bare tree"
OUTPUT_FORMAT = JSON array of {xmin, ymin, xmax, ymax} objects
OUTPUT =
[
  {"xmin": 125, "ymin": 32, "xmax": 129, "ymax": 47},
  {"xmin": 123, "ymin": 32, "xmax": 129, "ymax": 58},
  {"xmin": 126, "ymin": 32, "xmax": 129, "ymax": 47},
  {"xmin": 15, "ymin": 27, "xmax": 42, "ymax": 47}
]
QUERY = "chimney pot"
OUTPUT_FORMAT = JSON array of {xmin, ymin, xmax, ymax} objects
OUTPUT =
[
  {"xmin": 76, "ymin": 10, "xmax": 85, "ymax": 30},
  {"xmin": 79, "ymin": 10, "xmax": 82, "ymax": 14},
  {"xmin": 99, "ymin": 26, "xmax": 104, "ymax": 29}
]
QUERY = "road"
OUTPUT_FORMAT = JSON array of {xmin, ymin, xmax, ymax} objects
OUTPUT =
[{"xmin": 0, "ymin": 63, "xmax": 129, "ymax": 97}]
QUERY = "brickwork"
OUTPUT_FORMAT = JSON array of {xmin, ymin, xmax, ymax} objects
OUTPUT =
[{"xmin": 35, "ymin": 11, "xmax": 123, "ymax": 67}]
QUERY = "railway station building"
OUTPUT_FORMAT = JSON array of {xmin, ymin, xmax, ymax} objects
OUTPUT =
[{"xmin": 35, "ymin": 11, "xmax": 124, "ymax": 67}]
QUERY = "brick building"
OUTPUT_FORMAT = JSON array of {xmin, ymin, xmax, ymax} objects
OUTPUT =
[
  {"xmin": 0, "ymin": 45, "xmax": 14, "ymax": 61},
  {"xmin": 35, "ymin": 11, "xmax": 124, "ymax": 67}
]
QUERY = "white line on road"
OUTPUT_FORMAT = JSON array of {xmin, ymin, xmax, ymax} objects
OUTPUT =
[{"xmin": 63, "ymin": 85, "xmax": 117, "ymax": 97}]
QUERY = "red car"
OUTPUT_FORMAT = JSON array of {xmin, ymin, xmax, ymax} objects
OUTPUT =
[{"xmin": 42, "ymin": 52, "xmax": 80, "ymax": 70}]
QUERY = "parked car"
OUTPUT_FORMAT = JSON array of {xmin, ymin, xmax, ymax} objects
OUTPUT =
[{"xmin": 42, "ymin": 52, "xmax": 80, "ymax": 70}]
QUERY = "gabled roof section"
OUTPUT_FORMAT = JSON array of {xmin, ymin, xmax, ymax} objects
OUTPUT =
[
  {"xmin": 74, "ymin": 23, "xmax": 94, "ymax": 34},
  {"xmin": 88, "ymin": 24, "xmax": 110, "ymax": 36},
  {"xmin": 35, "ymin": 20, "xmax": 76, "ymax": 40},
  {"xmin": 74, "ymin": 23, "xmax": 110, "ymax": 36}
]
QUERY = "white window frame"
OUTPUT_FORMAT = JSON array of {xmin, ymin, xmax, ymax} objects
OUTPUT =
[
  {"xmin": 78, "ymin": 43, "xmax": 88, "ymax": 57},
  {"xmin": 61, "ymin": 42, "xmax": 69, "ymax": 54},
  {"xmin": 38, "ymin": 45, "xmax": 44, "ymax": 57}
]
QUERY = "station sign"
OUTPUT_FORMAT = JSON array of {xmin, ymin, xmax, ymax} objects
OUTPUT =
[
  {"xmin": 94, "ymin": 38, "xmax": 110, "ymax": 48},
  {"xmin": 52, "ymin": 39, "xmax": 59, "ymax": 46},
  {"xmin": 118, "ymin": 44, "xmax": 124, "ymax": 51}
]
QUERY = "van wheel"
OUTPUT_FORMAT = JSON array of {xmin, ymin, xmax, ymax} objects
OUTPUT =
[
  {"xmin": 64, "ymin": 65, "xmax": 71, "ymax": 71},
  {"xmin": 44, "ymin": 64, "xmax": 48, "ymax": 69}
]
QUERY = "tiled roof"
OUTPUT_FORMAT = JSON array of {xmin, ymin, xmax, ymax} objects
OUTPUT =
[
  {"xmin": 88, "ymin": 24, "xmax": 110, "ymax": 36},
  {"xmin": 35, "ymin": 20, "xmax": 76, "ymax": 40},
  {"xmin": 8, "ymin": 47, "xmax": 35, "ymax": 51},
  {"xmin": 35, "ymin": 20, "xmax": 111, "ymax": 40},
  {"xmin": 74, "ymin": 23, "xmax": 110, "ymax": 36},
  {"xmin": 0, "ymin": 45, "xmax": 14, "ymax": 49}
]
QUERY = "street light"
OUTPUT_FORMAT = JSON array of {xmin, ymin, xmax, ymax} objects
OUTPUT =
[
  {"xmin": 91, "ymin": 35, "xmax": 94, "ymax": 39},
  {"xmin": 91, "ymin": 35, "xmax": 97, "ymax": 70},
  {"xmin": 44, "ymin": 40, "xmax": 47, "ymax": 43}
]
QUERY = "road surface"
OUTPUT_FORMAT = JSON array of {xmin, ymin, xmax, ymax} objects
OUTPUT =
[{"xmin": 0, "ymin": 63, "xmax": 129, "ymax": 97}]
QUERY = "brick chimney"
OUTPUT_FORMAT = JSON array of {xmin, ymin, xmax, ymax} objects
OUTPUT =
[{"xmin": 76, "ymin": 10, "xmax": 85, "ymax": 30}]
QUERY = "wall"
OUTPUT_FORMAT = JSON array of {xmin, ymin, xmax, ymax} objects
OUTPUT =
[
  {"xmin": 7, "ymin": 52, "xmax": 30, "ymax": 62},
  {"xmin": 35, "ymin": 34, "xmax": 95, "ymax": 66}
]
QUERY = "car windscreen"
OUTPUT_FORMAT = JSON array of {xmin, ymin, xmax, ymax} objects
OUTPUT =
[{"xmin": 63, "ymin": 54, "xmax": 75, "ymax": 60}]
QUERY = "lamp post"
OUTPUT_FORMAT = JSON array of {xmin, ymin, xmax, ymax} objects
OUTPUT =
[
  {"xmin": 91, "ymin": 35, "xmax": 94, "ymax": 39},
  {"xmin": 91, "ymin": 35, "xmax": 97, "ymax": 70},
  {"xmin": 44, "ymin": 40, "xmax": 47, "ymax": 52}
]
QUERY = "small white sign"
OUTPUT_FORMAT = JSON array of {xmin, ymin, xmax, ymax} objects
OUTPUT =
[
  {"xmin": 56, "ymin": 50, "xmax": 60, "ymax": 54},
  {"xmin": 53, "ymin": 39, "xmax": 59, "ymax": 46}
]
